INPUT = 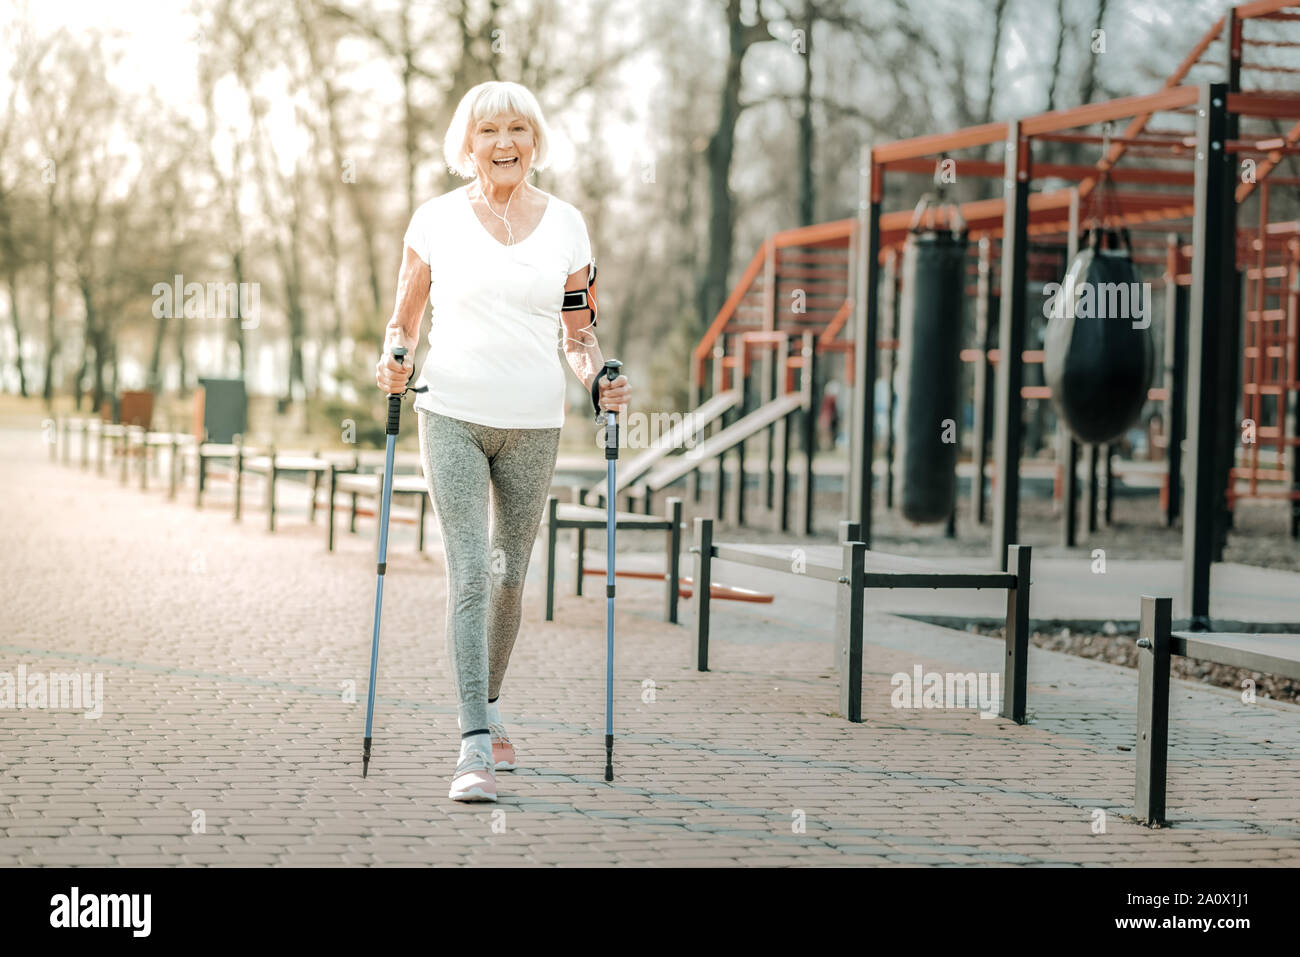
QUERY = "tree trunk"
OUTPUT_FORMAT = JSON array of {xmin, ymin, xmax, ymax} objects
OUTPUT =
[
  {"xmin": 148, "ymin": 300, "xmax": 168, "ymax": 391},
  {"xmin": 41, "ymin": 187, "xmax": 57, "ymax": 404},
  {"xmin": 697, "ymin": 0, "xmax": 753, "ymax": 337},
  {"xmin": 798, "ymin": 7, "xmax": 815, "ymax": 227},
  {"xmin": 981, "ymin": 0, "xmax": 1009, "ymax": 124},
  {"xmin": 231, "ymin": 249, "xmax": 247, "ymax": 381},
  {"xmin": 7, "ymin": 271, "xmax": 28, "ymax": 397},
  {"xmin": 1045, "ymin": 0, "xmax": 1068, "ymax": 111},
  {"xmin": 1078, "ymin": 0, "xmax": 1110, "ymax": 105},
  {"xmin": 175, "ymin": 307, "xmax": 187, "ymax": 398}
]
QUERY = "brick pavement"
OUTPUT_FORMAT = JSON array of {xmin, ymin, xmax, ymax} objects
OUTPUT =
[{"xmin": 2, "ymin": 424, "xmax": 1299, "ymax": 866}]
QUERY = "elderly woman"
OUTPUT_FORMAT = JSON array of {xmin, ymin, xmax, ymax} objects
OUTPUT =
[{"xmin": 375, "ymin": 81, "xmax": 630, "ymax": 803}]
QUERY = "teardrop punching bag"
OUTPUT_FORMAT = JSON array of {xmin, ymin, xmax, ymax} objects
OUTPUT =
[
  {"xmin": 1044, "ymin": 228, "xmax": 1154, "ymax": 445},
  {"xmin": 893, "ymin": 225, "xmax": 969, "ymax": 523}
]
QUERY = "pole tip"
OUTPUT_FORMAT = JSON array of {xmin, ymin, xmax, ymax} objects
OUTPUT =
[{"xmin": 604, "ymin": 766, "xmax": 613, "ymax": 782}]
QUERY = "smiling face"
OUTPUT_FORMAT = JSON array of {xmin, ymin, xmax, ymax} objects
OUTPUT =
[{"xmin": 469, "ymin": 112, "xmax": 535, "ymax": 191}]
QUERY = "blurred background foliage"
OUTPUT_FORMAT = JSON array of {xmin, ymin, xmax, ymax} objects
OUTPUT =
[{"xmin": 0, "ymin": 0, "xmax": 1258, "ymax": 450}]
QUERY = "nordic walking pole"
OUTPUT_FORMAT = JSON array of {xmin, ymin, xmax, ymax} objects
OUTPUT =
[
  {"xmin": 362, "ymin": 344, "xmax": 425, "ymax": 778},
  {"xmin": 598, "ymin": 359, "xmax": 623, "ymax": 782}
]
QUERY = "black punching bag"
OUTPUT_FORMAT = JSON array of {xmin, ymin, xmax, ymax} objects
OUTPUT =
[
  {"xmin": 1044, "ymin": 228, "xmax": 1154, "ymax": 445},
  {"xmin": 893, "ymin": 225, "xmax": 968, "ymax": 523}
]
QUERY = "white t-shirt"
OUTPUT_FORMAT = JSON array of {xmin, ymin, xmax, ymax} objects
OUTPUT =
[{"xmin": 402, "ymin": 184, "xmax": 592, "ymax": 429}]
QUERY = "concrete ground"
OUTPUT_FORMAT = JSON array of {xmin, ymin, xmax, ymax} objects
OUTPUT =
[{"xmin": 2, "ymin": 424, "xmax": 1299, "ymax": 866}]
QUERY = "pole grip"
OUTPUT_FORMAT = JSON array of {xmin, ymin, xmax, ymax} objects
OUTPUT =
[
  {"xmin": 605, "ymin": 410, "xmax": 619, "ymax": 460},
  {"xmin": 387, "ymin": 345, "xmax": 409, "ymax": 435},
  {"xmin": 600, "ymin": 358, "xmax": 623, "ymax": 461}
]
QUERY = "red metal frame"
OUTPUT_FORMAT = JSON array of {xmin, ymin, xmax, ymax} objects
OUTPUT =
[{"xmin": 691, "ymin": 0, "xmax": 1300, "ymax": 511}]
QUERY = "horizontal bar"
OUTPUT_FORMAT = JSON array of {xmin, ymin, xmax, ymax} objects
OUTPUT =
[
  {"xmin": 1021, "ymin": 86, "xmax": 1200, "ymax": 136},
  {"xmin": 881, "ymin": 156, "xmax": 1196, "ymax": 186},
  {"xmin": 1170, "ymin": 632, "xmax": 1300, "ymax": 681},
  {"xmin": 1033, "ymin": 132, "xmax": 1194, "ymax": 147},
  {"xmin": 872, "ymin": 122, "xmax": 1009, "ymax": 164},
  {"xmin": 712, "ymin": 543, "xmax": 841, "ymax": 582},
  {"xmin": 1226, "ymin": 91, "xmax": 1300, "ymax": 119}
]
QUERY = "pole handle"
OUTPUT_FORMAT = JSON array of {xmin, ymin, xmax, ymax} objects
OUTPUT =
[
  {"xmin": 387, "ymin": 346, "xmax": 409, "ymax": 436},
  {"xmin": 599, "ymin": 359, "xmax": 622, "ymax": 460}
]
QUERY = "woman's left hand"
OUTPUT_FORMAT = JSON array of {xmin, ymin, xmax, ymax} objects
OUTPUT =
[{"xmin": 596, "ymin": 374, "xmax": 630, "ymax": 413}]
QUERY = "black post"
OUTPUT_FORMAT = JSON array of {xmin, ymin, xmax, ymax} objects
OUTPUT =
[
  {"xmin": 233, "ymin": 435, "xmax": 244, "ymax": 522},
  {"xmin": 692, "ymin": 517, "xmax": 713, "ymax": 671},
  {"xmin": 327, "ymin": 464, "xmax": 337, "ymax": 553},
  {"xmin": 729, "ymin": 347, "xmax": 749, "ymax": 529},
  {"xmin": 1061, "ymin": 436, "xmax": 1079, "ymax": 548},
  {"xmin": 1164, "ymin": 234, "xmax": 1188, "ymax": 526},
  {"xmin": 666, "ymin": 497, "xmax": 682, "ymax": 625},
  {"xmin": 972, "ymin": 238, "xmax": 995, "ymax": 526},
  {"xmin": 993, "ymin": 120, "xmax": 1029, "ymax": 569},
  {"xmin": 799, "ymin": 333, "xmax": 818, "ymax": 536},
  {"xmin": 195, "ymin": 444, "xmax": 206, "ymax": 509},
  {"xmin": 575, "ymin": 486, "xmax": 587, "ymax": 597},
  {"xmin": 266, "ymin": 446, "xmax": 277, "ymax": 533},
  {"xmin": 1135, "ymin": 595, "xmax": 1172, "ymax": 825},
  {"xmin": 168, "ymin": 436, "xmax": 179, "ymax": 501},
  {"xmin": 1086, "ymin": 444, "xmax": 1099, "ymax": 534},
  {"xmin": 848, "ymin": 146, "xmax": 881, "ymax": 546},
  {"xmin": 1103, "ymin": 443, "xmax": 1115, "ymax": 526},
  {"xmin": 759, "ymin": 246, "xmax": 776, "ymax": 515},
  {"xmin": 1293, "ymin": 379, "xmax": 1300, "ymax": 539},
  {"xmin": 1213, "ymin": 267, "xmax": 1244, "ymax": 560},
  {"xmin": 1183, "ymin": 83, "xmax": 1233, "ymax": 629},
  {"xmin": 838, "ymin": 537, "xmax": 866, "ymax": 723},
  {"xmin": 773, "ymin": 336, "xmax": 791, "ymax": 532},
  {"xmin": 545, "ymin": 495, "xmax": 558, "ymax": 621},
  {"xmin": 1001, "ymin": 544, "xmax": 1032, "ymax": 724},
  {"xmin": 882, "ymin": 248, "xmax": 899, "ymax": 510}
]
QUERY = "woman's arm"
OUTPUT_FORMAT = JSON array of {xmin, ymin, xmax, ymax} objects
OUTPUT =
[
  {"xmin": 561, "ymin": 265, "xmax": 629, "ymax": 412},
  {"xmin": 375, "ymin": 245, "xmax": 431, "ymax": 392}
]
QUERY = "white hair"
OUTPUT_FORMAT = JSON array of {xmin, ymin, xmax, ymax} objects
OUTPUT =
[{"xmin": 442, "ymin": 81, "xmax": 552, "ymax": 179}]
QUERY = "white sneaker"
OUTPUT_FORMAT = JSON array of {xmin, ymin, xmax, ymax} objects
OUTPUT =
[
  {"xmin": 489, "ymin": 722, "xmax": 517, "ymax": 771},
  {"xmin": 448, "ymin": 748, "xmax": 497, "ymax": 802}
]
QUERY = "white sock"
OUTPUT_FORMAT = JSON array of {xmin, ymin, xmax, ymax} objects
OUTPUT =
[
  {"xmin": 459, "ymin": 733, "xmax": 491, "ymax": 763},
  {"xmin": 457, "ymin": 702, "xmax": 502, "ymax": 732}
]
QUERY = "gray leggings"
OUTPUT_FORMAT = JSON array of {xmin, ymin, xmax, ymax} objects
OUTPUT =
[{"xmin": 416, "ymin": 409, "xmax": 561, "ymax": 737}]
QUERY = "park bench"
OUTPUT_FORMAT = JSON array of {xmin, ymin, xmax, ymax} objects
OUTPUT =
[
  {"xmin": 1134, "ymin": 595, "xmax": 1300, "ymax": 825},
  {"xmin": 542, "ymin": 494, "xmax": 684, "ymax": 623},
  {"xmin": 328, "ymin": 470, "xmax": 430, "ymax": 553},
  {"xmin": 187, "ymin": 441, "xmax": 245, "ymax": 509},
  {"xmin": 141, "ymin": 431, "xmax": 192, "ymax": 493},
  {"xmin": 58, "ymin": 415, "xmax": 99, "ymax": 470},
  {"xmin": 690, "ymin": 516, "xmax": 1033, "ymax": 724},
  {"xmin": 238, "ymin": 449, "xmax": 356, "ymax": 531},
  {"xmin": 53, "ymin": 415, "xmax": 119, "ymax": 476}
]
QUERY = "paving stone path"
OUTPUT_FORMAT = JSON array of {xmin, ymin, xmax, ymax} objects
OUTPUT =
[{"xmin": 3, "ymin": 425, "xmax": 1298, "ymax": 866}]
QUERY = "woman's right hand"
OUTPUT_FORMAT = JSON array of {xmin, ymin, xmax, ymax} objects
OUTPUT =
[{"xmin": 375, "ymin": 340, "xmax": 416, "ymax": 394}]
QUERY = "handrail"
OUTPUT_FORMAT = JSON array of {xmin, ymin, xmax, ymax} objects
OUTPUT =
[{"xmin": 692, "ymin": 241, "xmax": 768, "ymax": 373}]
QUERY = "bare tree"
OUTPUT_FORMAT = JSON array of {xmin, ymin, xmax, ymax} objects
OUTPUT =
[
  {"xmin": 23, "ymin": 29, "xmax": 105, "ymax": 403},
  {"xmin": 697, "ymin": 0, "xmax": 780, "ymax": 337},
  {"xmin": 1077, "ymin": 0, "xmax": 1109, "ymax": 106}
]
